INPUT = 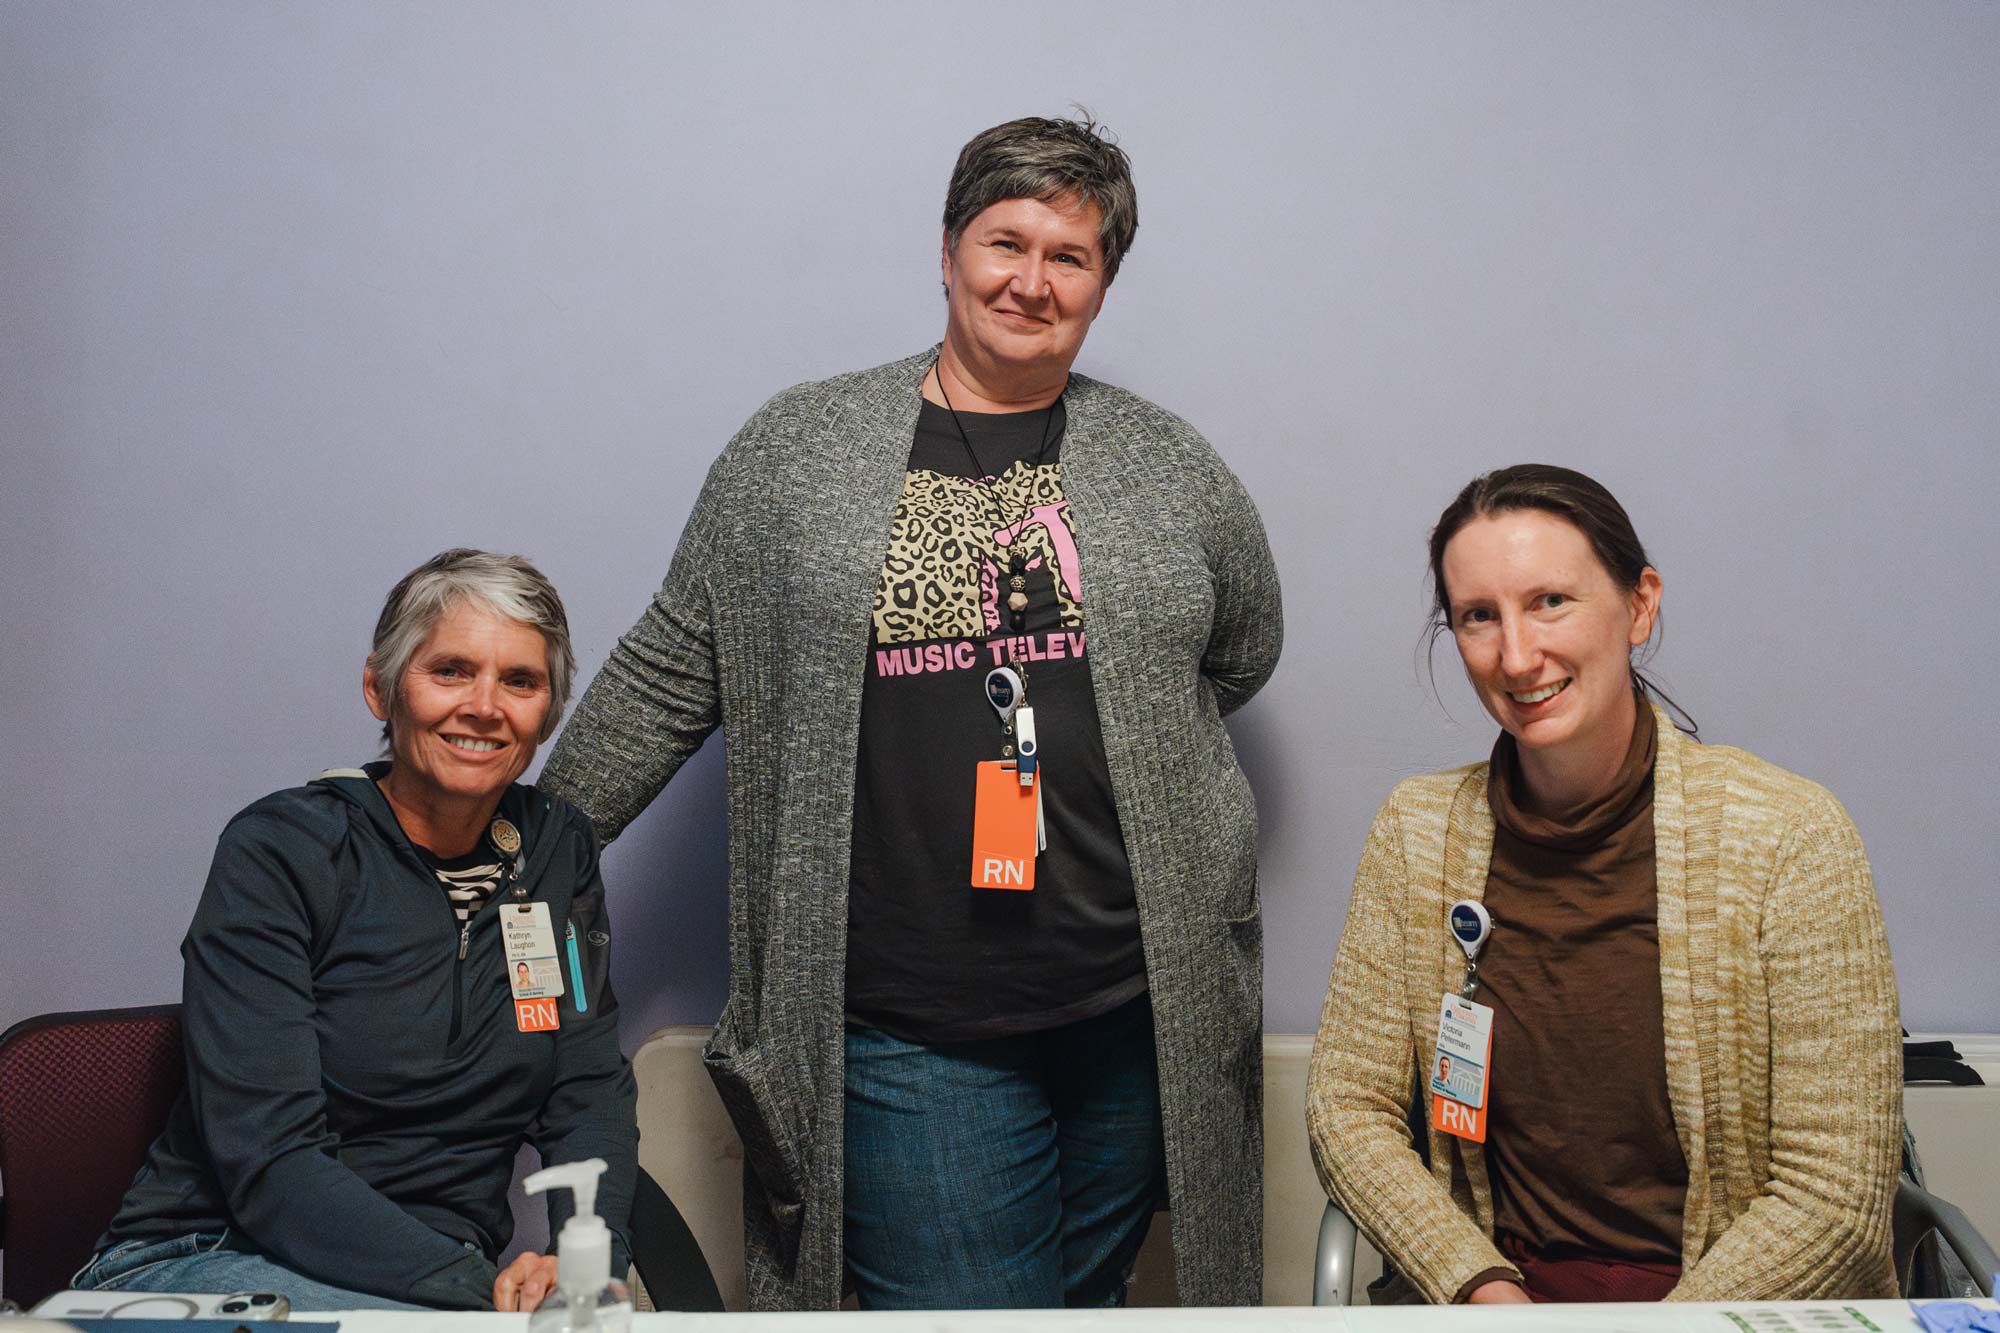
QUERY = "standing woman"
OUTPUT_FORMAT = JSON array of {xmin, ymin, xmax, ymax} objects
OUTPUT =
[
  {"xmin": 541, "ymin": 115, "xmax": 1281, "ymax": 1310},
  {"xmin": 1308, "ymin": 466, "xmax": 1899, "ymax": 1304}
]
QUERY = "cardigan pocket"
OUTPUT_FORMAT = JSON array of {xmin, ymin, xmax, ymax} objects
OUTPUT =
[
  {"xmin": 1211, "ymin": 762, "xmax": 1261, "ymax": 923},
  {"xmin": 1221, "ymin": 866, "xmax": 1261, "ymax": 926},
  {"xmin": 702, "ymin": 1033, "xmax": 812, "ymax": 1238},
  {"xmin": 1222, "ymin": 870, "xmax": 1264, "ymax": 1024}
]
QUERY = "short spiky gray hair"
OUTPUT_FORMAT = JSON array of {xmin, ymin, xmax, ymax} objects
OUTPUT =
[
  {"xmin": 366, "ymin": 548, "xmax": 576, "ymax": 745},
  {"xmin": 943, "ymin": 113, "xmax": 1139, "ymax": 285}
]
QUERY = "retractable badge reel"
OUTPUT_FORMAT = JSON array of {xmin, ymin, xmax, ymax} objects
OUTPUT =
[
  {"xmin": 985, "ymin": 665, "xmax": 1037, "ymax": 787},
  {"xmin": 1449, "ymin": 900, "xmax": 1491, "ymax": 998},
  {"xmin": 986, "ymin": 666, "xmax": 1022, "ymax": 732},
  {"xmin": 972, "ymin": 666, "xmax": 1041, "ymax": 890},
  {"xmin": 1430, "ymin": 900, "xmax": 1496, "ymax": 1143},
  {"xmin": 492, "ymin": 817, "xmax": 526, "ymax": 900}
]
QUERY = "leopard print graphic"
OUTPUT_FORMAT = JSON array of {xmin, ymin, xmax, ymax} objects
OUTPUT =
[{"xmin": 872, "ymin": 459, "xmax": 1083, "ymax": 644}]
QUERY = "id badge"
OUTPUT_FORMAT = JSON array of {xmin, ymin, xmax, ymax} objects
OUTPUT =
[
  {"xmin": 1429, "ymin": 992, "xmax": 1494, "ymax": 1142},
  {"xmin": 971, "ymin": 760, "xmax": 1038, "ymax": 891},
  {"xmin": 503, "ymin": 902, "xmax": 564, "ymax": 998},
  {"xmin": 503, "ymin": 902, "xmax": 564, "ymax": 1032}
]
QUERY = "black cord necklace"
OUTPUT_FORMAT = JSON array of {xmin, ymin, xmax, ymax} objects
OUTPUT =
[{"xmin": 929, "ymin": 359, "xmax": 1065, "ymax": 636}]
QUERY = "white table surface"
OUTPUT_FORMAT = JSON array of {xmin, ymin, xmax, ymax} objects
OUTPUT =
[{"xmin": 321, "ymin": 1299, "xmax": 1997, "ymax": 1333}]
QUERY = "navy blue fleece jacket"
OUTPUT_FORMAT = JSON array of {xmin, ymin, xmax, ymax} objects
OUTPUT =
[{"xmin": 103, "ymin": 766, "xmax": 638, "ymax": 1308}]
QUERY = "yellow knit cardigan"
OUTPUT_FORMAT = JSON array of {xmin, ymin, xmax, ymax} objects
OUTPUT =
[{"xmin": 1306, "ymin": 705, "xmax": 1901, "ymax": 1303}]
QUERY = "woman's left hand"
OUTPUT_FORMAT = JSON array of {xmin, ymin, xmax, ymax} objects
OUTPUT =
[{"xmin": 493, "ymin": 1252, "xmax": 560, "ymax": 1311}]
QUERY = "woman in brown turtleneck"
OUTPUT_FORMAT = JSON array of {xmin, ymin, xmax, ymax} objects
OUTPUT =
[{"xmin": 1307, "ymin": 465, "xmax": 1901, "ymax": 1305}]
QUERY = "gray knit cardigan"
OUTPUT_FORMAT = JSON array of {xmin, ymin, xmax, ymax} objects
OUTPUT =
[{"xmin": 540, "ymin": 347, "xmax": 1283, "ymax": 1310}]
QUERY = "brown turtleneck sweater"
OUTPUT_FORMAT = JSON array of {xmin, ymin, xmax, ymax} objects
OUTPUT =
[{"xmin": 1476, "ymin": 698, "xmax": 1688, "ymax": 1279}]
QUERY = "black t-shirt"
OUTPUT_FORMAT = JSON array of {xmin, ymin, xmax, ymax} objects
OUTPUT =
[{"xmin": 844, "ymin": 398, "xmax": 1144, "ymax": 1044}]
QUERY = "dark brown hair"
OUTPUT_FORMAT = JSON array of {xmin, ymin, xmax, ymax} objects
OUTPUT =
[{"xmin": 1426, "ymin": 464, "xmax": 1696, "ymax": 733}]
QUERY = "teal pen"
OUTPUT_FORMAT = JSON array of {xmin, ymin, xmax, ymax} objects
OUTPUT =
[{"xmin": 565, "ymin": 923, "xmax": 587, "ymax": 1013}]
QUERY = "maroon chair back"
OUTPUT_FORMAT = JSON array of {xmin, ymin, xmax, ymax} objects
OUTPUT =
[{"xmin": 0, "ymin": 1005, "xmax": 185, "ymax": 1308}]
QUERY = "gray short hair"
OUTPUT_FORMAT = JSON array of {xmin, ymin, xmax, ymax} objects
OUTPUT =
[
  {"xmin": 366, "ymin": 548, "xmax": 577, "ymax": 745},
  {"xmin": 944, "ymin": 114, "xmax": 1139, "ymax": 285}
]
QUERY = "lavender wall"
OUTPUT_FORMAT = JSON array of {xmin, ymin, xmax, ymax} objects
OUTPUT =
[{"xmin": 5, "ymin": 2, "xmax": 1996, "ymax": 1064}]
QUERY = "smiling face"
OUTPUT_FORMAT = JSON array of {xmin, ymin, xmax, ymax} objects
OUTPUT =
[
  {"xmin": 940, "ymin": 194, "xmax": 1108, "ymax": 397},
  {"xmin": 1442, "ymin": 509, "xmax": 1662, "ymax": 800},
  {"xmin": 364, "ymin": 599, "xmax": 552, "ymax": 835}
]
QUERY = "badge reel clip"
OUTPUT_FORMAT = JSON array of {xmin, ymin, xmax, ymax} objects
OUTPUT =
[
  {"xmin": 986, "ymin": 666, "xmax": 1023, "ymax": 741},
  {"xmin": 985, "ymin": 665, "xmax": 1037, "ymax": 785},
  {"xmin": 1449, "ymin": 900, "xmax": 1491, "ymax": 999},
  {"xmin": 492, "ymin": 815, "xmax": 527, "ymax": 901},
  {"xmin": 983, "ymin": 664, "xmax": 1044, "ymax": 850}
]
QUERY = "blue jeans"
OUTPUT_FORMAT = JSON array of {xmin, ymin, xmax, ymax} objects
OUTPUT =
[
  {"xmin": 843, "ymin": 991, "xmax": 1166, "ymax": 1310},
  {"xmin": 73, "ymin": 1233, "xmax": 427, "ymax": 1312}
]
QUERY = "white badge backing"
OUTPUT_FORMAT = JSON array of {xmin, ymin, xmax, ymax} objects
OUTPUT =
[{"xmin": 503, "ymin": 901, "xmax": 565, "ymax": 1000}]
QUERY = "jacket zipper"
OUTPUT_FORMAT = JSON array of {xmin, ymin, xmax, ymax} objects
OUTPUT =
[
  {"xmin": 450, "ymin": 919, "xmax": 471, "ymax": 1043},
  {"xmin": 441, "ymin": 836, "xmax": 526, "ymax": 1047}
]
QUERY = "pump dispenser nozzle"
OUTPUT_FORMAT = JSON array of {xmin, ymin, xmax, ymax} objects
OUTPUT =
[
  {"xmin": 526, "ymin": 1158, "xmax": 605, "ymax": 1230},
  {"xmin": 522, "ymin": 1157, "xmax": 629, "ymax": 1333},
  {"xmin": 524, "ymin": 1158, "xmax": 613, "ymax": 1301}
]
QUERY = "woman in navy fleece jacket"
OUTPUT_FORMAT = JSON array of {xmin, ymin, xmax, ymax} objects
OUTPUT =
[{"xmin": 76, "ymin": 550, "xmax": 637, "ymax": 1312}]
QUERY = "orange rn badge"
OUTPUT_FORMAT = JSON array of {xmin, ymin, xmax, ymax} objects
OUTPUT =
[
  {"xmin": 971, "ymin": 761, "xmax": 1038, "ymax": 891},
  {"xmin": 515, "ymin": 997, "xmax": 560, "ymax": 1033},
  {"xmin": 1431, "ymin": 1088, "xmax": 1487, "ymax": 1142}
]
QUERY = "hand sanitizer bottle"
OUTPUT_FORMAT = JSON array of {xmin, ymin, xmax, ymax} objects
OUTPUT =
[{"xmin": 524, "ymin": 1159, "xmax": 632, "ymax": 1333}]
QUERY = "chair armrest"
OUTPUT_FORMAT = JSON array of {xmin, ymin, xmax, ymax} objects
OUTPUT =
[
  {"xmin": 628, "ymin": 1166, "xmax": 725, "ymax": 1312},
  {"xmin": 1895, "ymin": 1178, "xmax": 1999, "ymax": 1298},
  {"xmin": 1314, "ymin": 1199, "xmax": 1358, "ymax": 1307}
]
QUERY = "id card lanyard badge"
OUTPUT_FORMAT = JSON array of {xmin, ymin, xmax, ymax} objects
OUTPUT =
[
  {"xmin": 1430, "ymin": 900, "xmax": 1494, "ymax": 1142},
  {"xmin": 491, "ymin": 817, "xmax": 563, "ymax": 1033},
  {"xmin": 973, "ymin": 666, "xmax": 1045, "ymax": 890}
]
